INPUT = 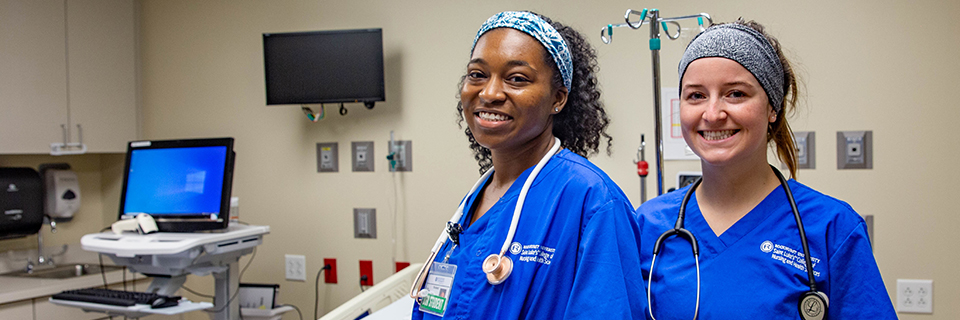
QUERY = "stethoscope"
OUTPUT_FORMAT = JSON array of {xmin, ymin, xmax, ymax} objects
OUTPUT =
[
  {"xmin": 409, "ymin": 137, "xmax": 561, "ymax": 302},
  {"xmin": 647, "ymin": 165, "xmax": 829, "ymax": 320}
]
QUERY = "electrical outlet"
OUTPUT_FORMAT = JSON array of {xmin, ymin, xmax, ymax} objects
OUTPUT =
[
  {"xmin": 323, "ymin": 258, "xmax": 338, "ymax": 284},
  {"xmin": 285, "ymin": 254, "xmax": 306, "ymax": 281},
  {"xmin": 897, "ymin": 279, "xmax": 933, "ymax": 314},
  {"xmin": 359, "ymin": 260, "xmax": 373, "ymax": 286}
]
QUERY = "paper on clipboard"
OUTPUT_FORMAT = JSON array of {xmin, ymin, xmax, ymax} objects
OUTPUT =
[{"xmin": 660, "ymin": 87, "xmax": 700, "ymax": 160}]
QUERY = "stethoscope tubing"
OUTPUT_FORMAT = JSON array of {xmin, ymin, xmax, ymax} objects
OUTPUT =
[
  {"xmin": 647, "ymin": 165, "xmax": 818, "ymax": 319},
  {"xmin": 410, "ymin": 137, "xmax": 561, "ymax": 299}
]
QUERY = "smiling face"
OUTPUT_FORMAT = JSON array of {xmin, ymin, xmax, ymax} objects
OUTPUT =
[
  {"xmin": 461, "ymin": 28, "xmax": 566, "ymax": 155},
  {"xmin": 680, "ymin": 57, "xmax": 777, "ymax": 169}
]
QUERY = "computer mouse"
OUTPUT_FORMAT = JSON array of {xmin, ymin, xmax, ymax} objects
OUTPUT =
[{"xmin": 150, "ymin": 296, "xmax": 179, "ymax": 308}]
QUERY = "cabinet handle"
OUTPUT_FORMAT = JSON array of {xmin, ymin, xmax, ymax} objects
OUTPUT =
[{"xmin": 49, "ymin": 124, "xmax": 88, "ymax": 156}]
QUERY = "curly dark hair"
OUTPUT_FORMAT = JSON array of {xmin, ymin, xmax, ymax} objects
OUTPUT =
[{"xmin": 456, "ymin": 12, "xmax": 612, "ymax": 173}]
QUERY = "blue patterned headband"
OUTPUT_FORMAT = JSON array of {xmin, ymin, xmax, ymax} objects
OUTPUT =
[
  {"xmin": 472, "ymin": 11, "xmax": 573, "ymax": 89},
  {"xmin": 679, "ymin": 23, "xmax": 786, "ymax": 114}
]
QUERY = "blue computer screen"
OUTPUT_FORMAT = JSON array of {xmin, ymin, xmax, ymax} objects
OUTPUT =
[{"xmin": 122, "ymin": 146, "xmax": 228, "ymax": 217}]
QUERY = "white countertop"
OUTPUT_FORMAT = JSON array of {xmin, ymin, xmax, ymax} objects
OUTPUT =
[{"xmin": 0, "ymin": 244, "xmax": 147, "ymax": 305}]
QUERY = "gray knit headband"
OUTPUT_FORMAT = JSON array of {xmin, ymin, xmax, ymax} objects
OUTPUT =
[{"xmin": 678, "ymin": 23, "xmax": 785, "ymax": 114}]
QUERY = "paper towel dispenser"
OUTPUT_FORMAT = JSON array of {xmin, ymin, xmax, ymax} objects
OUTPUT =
[{"xmin": 0, "ymin": 167, "xmax": 44, "ymax": 240}]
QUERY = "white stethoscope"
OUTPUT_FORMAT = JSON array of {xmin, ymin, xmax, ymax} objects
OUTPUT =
[
  {"xmin": 409, "ymin": 137, "xmax": 561, "ymax": 302},
  {"xmin": 647, "ymin": 165, "xmax": 829, "ymax": 320}
]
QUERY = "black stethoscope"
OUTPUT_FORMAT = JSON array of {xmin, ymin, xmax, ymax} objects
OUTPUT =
[{"xmin": 647, "ymin": 165, "xmax": 829, "ymax": 320}]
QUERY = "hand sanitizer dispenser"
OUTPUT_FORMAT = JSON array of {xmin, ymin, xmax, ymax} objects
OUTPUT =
[{"xmin": 45, "ymin": 169, "xmax": 80, "ymax": 220}]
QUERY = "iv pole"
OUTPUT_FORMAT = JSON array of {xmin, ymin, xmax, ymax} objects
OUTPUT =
[{"xmin": 601, "ymin": 9, "xmax": 712, "ymax": 197}]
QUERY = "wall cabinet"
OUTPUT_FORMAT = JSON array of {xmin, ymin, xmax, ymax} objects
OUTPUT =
[{"xmin": 0, "ymin": 0, "xmax": 137, "ymax": 154}]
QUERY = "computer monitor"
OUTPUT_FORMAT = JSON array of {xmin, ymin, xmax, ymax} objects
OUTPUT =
[{"xmin": 117, "ymin": 138, "xmax": 235, "ymax": 232}]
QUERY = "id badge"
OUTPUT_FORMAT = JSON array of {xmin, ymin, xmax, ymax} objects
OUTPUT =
[{"xmin": 417, "ymin": 262, "xmax": 457, "ymax": 316}]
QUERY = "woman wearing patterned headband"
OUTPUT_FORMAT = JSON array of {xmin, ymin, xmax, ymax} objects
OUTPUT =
[
  {"xmin": 410, "ymin": 11, "xmax": 644, "ymax": 319},
  {"xmin": 636, "ymin": 19, "xmax": 896, "ymax": 319}
]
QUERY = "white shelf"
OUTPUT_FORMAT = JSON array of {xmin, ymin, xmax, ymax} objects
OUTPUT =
[
  {"xmin": 49, "ymin": 297, "xmax": 212, "ymax": 318},
  {"xmin": 241, "ymin": 305, "xmax": 294, "ymax": 320}
]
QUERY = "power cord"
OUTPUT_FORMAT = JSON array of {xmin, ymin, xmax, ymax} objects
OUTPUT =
[
  {"xmin": 180, "ymin": 285, "xmax": 215, "ymax": 299},
  {"xmin": 314, "ymin": 264, "xmax": 332, "ymax": 320},
  {"xmin": 99, "ymin": 253, "xmax": 108, "ymax": 288},
  {"xmin": 359, "ymin": 276, "xmax": 368, "ymax": 293},
  {"xmin": 203, "ymin": 247, "xmax": 256, "ymax": 314},
  {"xmin": 281, "ymin": 304, "xmax": 304, "ymax": 320}
]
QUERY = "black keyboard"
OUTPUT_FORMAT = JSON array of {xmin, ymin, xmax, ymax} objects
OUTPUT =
[{"xmin": 53, "ymin": 288, "xmax": 180, "ymax": 308}]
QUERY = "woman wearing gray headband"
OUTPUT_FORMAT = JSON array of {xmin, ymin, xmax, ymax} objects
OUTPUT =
[
  {"xmin": 636, "ymin": 20, "xmax": 896, "ymax": 319},
  {"xmin": 411, "ymin": 11, "xmax": 644, "ymax": 320}
]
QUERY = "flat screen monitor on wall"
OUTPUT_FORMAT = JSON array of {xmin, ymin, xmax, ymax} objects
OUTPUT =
[
  {"xmin": 117, "ymin": 138, "xmax": 235, "ymax": 232},
  {"xmin": 263, "ymin": 28, "xmax": 385, "ymax": 106}
]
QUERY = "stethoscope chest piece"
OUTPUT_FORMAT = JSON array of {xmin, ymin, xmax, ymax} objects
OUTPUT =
[
  {"xmin": 482, "ymin": 254, "xmax": 513, "ymax": 285},
  {"xmin": 798, "ymin": 291, "xmax": 828, "ymax": 320}
]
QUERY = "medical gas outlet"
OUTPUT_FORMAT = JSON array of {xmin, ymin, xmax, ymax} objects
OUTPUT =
[
  {"xmin": 317, "ymin": 142, "xmax": 339, "ymax": 172},
  {"xmin": 793, "ymin": 132, "xmax": 815, "ymax": 169},
  {"xmin": 387, "ymin": 140, "xmax": 413, "ymax": 172},
  {"xmin": 352, "ymin": 141, "xmax": 375, "ymax": 172},
  {"xmin": 836, "ymin": 131, "xmax": 872, "ymax": 169}
]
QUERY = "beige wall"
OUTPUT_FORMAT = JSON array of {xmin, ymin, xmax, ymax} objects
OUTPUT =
[{"xmin": 12, "ymin": 0, "xmax": 946, "ymax": 318}]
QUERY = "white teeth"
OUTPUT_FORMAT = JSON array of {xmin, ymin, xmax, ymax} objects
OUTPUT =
[
  {"xmin": 478, "ymin": 111, "xmax": 510, "ymax": 122},
  {"xmin": 702, "ymin": 130, "xmax": 736, "ymax": 140}
]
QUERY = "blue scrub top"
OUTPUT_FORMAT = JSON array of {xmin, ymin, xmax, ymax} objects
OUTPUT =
[
  {"xmin": 636, "ymin": 179, "xmax": 896, "ymax": 319},
  {"xmin": 412, "ymin": 149, "xmax": 645, "ymax": 320}
]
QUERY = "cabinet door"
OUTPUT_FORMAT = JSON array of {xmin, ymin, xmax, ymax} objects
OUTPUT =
[
  {"xmin": 0, "ymin": 299, "xmax": 33, "ymax": 320},
  {"xmin": 0, "ymin": 0, "xmax": 69, "ymax": 154},
  {"xmin": 66, "ymin": 0, "xmax": 137, "ymax": 153}
]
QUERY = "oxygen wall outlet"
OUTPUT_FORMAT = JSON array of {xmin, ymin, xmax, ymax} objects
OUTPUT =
[
  {"xmin": 836, "ymin": 131, "xmax": 872, "ymax": 169},
  {"xmin": 794, "ymin": 131, "xmax": 815, "ymax": 169},
  {"xmin": 317, "ymin": 142, "xmax": 339, "ymax": 172},
  {"xmin": 285, "ymin": 254, "xmax": 306, "ymax": 281},
  {"xmin": 388, "ymin": 140, "xmax": 413, "ymax": 172},
  {"xmin": 351, "ymin": 141, "xmax": 374, "ymax": 172},
  {"xmin": 897, "ymin": 279, "xmax": 933, "ymax": 314}
]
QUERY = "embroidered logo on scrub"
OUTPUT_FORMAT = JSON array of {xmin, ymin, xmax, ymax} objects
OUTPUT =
[
  {"xmin": 511, "ymin": 242, "xmax": 555, "ymax": 265},
  {"xmin": 510, "ymin": 242, "xmax": 523, "ymax": 255},
  {"xmin": 760, "ymin": 240, "xmax": 821, "ymax": 277}
]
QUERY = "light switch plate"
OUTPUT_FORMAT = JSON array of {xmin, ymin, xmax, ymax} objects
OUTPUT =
[
  {"xmin": 317, "ymin": 142, "xmax": 339, "ymax": 172},
  {"xmin": 837, "ymin": 131, "xmax": 872, "ymax": 169},
  {"xmin": 352, "ymin": 141, "xmax": 374, "ymax": 172}
]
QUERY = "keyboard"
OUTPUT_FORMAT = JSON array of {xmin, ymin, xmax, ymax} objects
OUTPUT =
[{"xmin": 52, "ymin": 288, "xmax": 180, "ymax": 309}]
